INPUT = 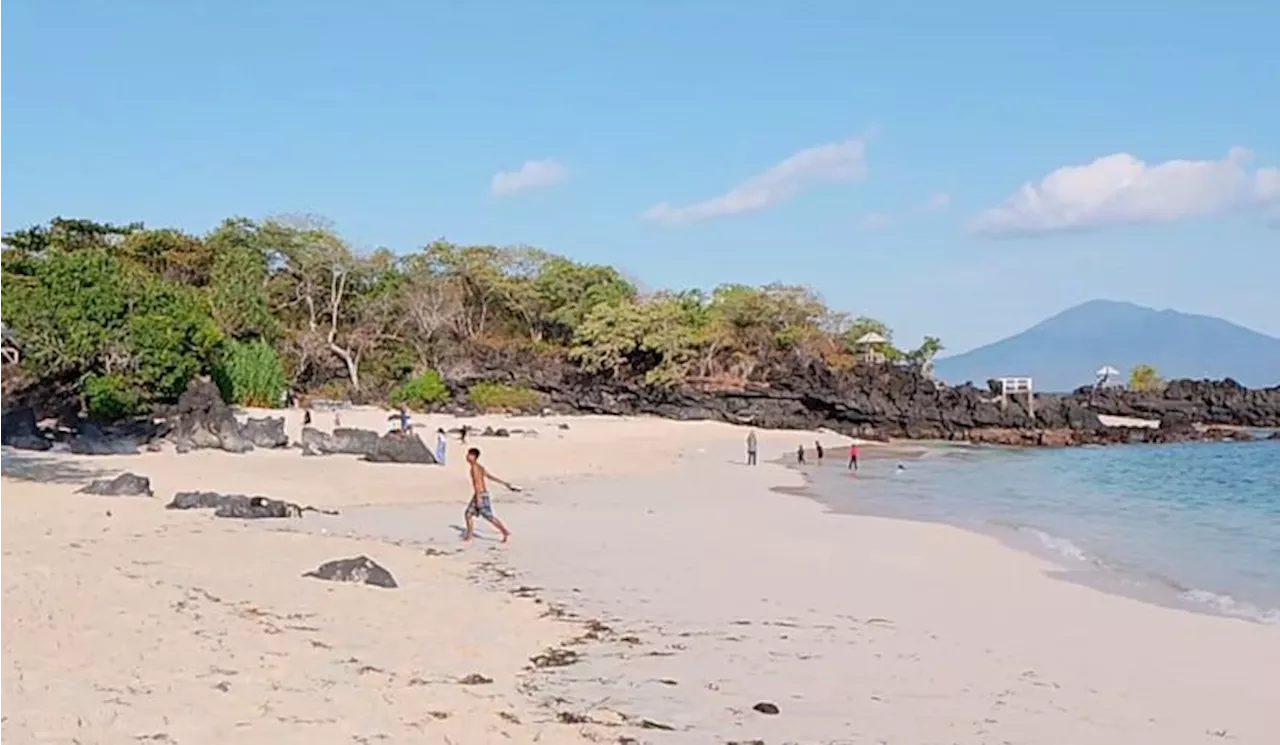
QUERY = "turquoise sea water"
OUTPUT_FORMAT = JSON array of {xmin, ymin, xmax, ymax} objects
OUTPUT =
[{"xmin": 803, "ymin": 439, "xmax": 1280, "ymax": 623}]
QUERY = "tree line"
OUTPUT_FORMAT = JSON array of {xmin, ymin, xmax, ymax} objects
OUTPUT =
[{"xmin": 1, "ymin": 217, "xmax": 942, "ymax": 419}]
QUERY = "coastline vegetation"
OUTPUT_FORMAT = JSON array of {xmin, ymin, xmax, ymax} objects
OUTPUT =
[{"xmin": 1, "ymin": 217, "xmax": 942, "ymax": 416}]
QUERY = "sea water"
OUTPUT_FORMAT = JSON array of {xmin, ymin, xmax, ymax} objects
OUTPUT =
[{"xmin": 803, "ymin": 439, "xmax": 1280, "ymax": 623}]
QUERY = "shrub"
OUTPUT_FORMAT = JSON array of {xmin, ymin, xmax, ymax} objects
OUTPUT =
[
  {"xmin": 390, "ymin": 370, "xmax": 450, "ymax": 410},
  {"xmin": 83, "ymin": 374, "xmax": 144, "ymax": 421},
  {"xmin": 1128, "ymin": 363, "xmax": 1165, "ymax": 393},
  {"xmin": 213, "ymin": 339, "xmax": 288, "ymax": 407},
  {"xmin": 467, "ymin": 381, "xmax": 541, "ymax": 411}
]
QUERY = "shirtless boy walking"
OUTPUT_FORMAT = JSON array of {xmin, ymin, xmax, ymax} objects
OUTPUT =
[{"xmin": 463, "ymin": 447, "xmax": 518, "ymax": 543}]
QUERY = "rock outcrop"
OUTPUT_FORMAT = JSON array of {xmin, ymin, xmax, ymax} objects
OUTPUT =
[
  {"xmin": 68, "ymin": 421, "xmax": 141, "ymax": 455},
  {"xmin": 363, "ymin": 431, "xmax": 437, "ymax": 464},
  {"xmin": 169, "ymin": 378, "xmax": 252, "ymax": 453},
  {"xmin": 303, "ymin": 556, "xmax": 398, "ymax": 589},
  {"xmin": 241, "ymin": 416, "xmax": 289, "ymax": 448},
  {"xmin": 452, "ymin": 350, "xmax": 1280, "ymax": 444},
  {"xmin": 299, "ymin": 427, "xmax": 381, "ymax": 456},
  {"xmin": 77, "ymin": 472, "xmax": 153, "ymax": 497},
  {"xmin": 0, "ymin": 407, "xmax": 50, "ymax": 450}
]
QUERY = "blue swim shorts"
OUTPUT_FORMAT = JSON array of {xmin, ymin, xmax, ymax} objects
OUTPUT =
[{"xmin": 465, "ymin": 492, "xmax": 494, "ymax": 519}]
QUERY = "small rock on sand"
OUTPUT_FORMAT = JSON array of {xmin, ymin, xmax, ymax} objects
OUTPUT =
[
  {"xmin": 302, "ymin": 556, "xmax": 398, "ymax": 589},
  {"xmin": 76, "ymin": 472, "xmax": 153, "ymax": 497},
  {"xmin": 752, "ymin": 701, "xmax": 780, "ymax": 715}
]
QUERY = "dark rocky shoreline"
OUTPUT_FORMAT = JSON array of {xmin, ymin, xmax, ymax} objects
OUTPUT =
[
  {"xmin": 454, "ymin": 353, "xmax": 1280, "ymax": 447},
  {"xmin": 3, "ymin": 358, "xmax": 1278, "ymax": 453}
]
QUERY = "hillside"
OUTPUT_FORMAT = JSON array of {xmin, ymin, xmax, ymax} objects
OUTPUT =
[{"xmin": 934, "ymin": 300, "xmax": 1280, "ymax": 392}]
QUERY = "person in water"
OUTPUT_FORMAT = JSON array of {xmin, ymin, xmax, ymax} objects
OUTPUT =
[
  {"xmin": 848, "ymin": 442, "xmax": 861, "ymax": 471},
  {"xmin": 815, "ymin": 440, "xmax": 824, "ymax": 462},
  {"xmin": 797, "ymin": 444, "xmax": 806, "ymax": 464},
  {"xmin": 462, "ymin": 447, "xmax": 518, "ymax": 543},
  {"xmin": 746, "ymin": 430, "xmax": 758, "ymax": 466}
]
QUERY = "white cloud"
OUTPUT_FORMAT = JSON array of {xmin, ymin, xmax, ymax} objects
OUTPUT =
[
  {"xmin": 491, "ymin": 159, "xmax": 569, "ymax": 196},
  {"xmin": 644, "ymin": 137, "xmax": 868, "ymax": 225},
  {"xmin": 971, "ymin": 147, "xmax": 1280, "ymax": 237}
]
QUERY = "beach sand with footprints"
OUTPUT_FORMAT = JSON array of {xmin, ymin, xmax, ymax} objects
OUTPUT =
[{"xmin": 4, "ymin": 408, "xmax": 1279, "ymax": 744}]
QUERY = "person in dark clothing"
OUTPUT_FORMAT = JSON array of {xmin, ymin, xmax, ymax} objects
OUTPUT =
[
  {"xmin": 815, "ymin": 440, "xmax": 824, "ymax": 462},
  {"xmin": 797, "ymin": 444, "xmax": 806, "ymax": 464}
]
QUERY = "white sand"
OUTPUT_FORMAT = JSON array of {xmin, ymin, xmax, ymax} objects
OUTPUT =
[{"xmin": 3, "ymin": 408, "xmax": 1277, "ymax": 744}]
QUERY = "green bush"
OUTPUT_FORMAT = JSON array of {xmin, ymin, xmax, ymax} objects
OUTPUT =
[
  {"xmin": 82, "ymin": 374, "xmax": 144, "ymax": 421},
  {"xmin": 389, "ymin": 370, "xmax": 450, "ymax": 410},
  {"xmin": 467, "ymin": 381, "xmax": 541, "ymax": 411},
  {"xmin": 213, "ymin": 339, "xmax": 288, "ymax": 407}
]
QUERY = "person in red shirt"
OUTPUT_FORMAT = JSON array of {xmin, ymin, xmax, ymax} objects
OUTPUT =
[{"xmin": 848, "ymin": 442, "xmax": 860, "ymax": 471}]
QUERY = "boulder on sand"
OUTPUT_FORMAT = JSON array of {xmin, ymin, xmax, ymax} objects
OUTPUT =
[
  {"xmin": 77, "ymin": 472, "xmax": 153, "ymax": 497},
  {"xmin": 303, "ymin": 556, "xmax": 398, "ymax": 589},
  {"xmin": 241, "ymin": 416, "xmax": 289, "ymax": 448},
  {"xmin": 363, "ymin": 431, "xmax": 437, "ymax": 464},
  {"xmin": 169, "ymin": 378, "xmax": 252, "ymax": 453},
  {"xmin": 1, "ymin": 407, "xmax": 51, "ymax": 451},
  {"xmin": 167, "ymin": 490, "xmax": 306, "ymax": 519},
  {"xmin": 299, "ymin": 426, "xmax": 381, "ymax": 456},
  {"xmin": 68, "ymin": 421, "xmax": 141, "ymax": 455}
]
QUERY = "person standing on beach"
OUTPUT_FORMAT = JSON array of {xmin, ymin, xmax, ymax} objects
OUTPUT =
[
  {"xmin": 848, "ymin": 442, "xmax": 860, "ymax": 471},
  {"xmin": 462, "ymin": 447, "xmax": 517, "ymax": 543},
  {"xmin": 815, "ymin": 440, "xmax": 824, "ymax": 463},
  {"xmin": 797, "ymin": 444, "xmax": 806, "ymax": 464},
  {"xmin": 435, "ymin": 427, "xmax": 447, "ymax": 464},
  {"xmin": 746, "ymin": 430, "xmax": 758, "ymax": 465}
]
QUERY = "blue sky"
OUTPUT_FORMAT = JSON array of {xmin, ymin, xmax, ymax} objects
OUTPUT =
[{"xmin": 4, "ymin": 1, "xmax": 1278, "ymax": 353}]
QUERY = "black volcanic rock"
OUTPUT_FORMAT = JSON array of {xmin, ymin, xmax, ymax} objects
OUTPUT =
[
  {"xmin": 300, "ymin": 426, "xmax": 381, "ymax": 456},
  {"xmin": 363, "ymin": 431, "xmax": 436, "ymax": 464},
  {"xmin": 457, "ymin": 351, "xmax": 1280, "ymax": 443},
  {"xmin": 303, "ymin": 556, "xmax": 397, "ymax": 589},
  {"xmin": 170, "ymin": 378, "xmax": 252, "ymax": 453},
  {"xmin": 167, "ymin": 490, "xmax": 304, "ymax": 519},
  {"xmin": 241, "ymin": 416, "xmax": 289, "ymax": 448},
  {"xmin": 1, "ymin": 407, "xmax": 51, "ymax": 451},
  {"xmin": 68, "ymin": 421, "xmax": 141, "ymax": 455},
  {"xmin": 77, "ymin": 472, "xmax": 153, "ymax": 497}
]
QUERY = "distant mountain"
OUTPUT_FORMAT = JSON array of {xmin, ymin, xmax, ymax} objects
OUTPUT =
[{"xmin": 933, "ymin": 300, "xmax": 1280, "ymax": 392}]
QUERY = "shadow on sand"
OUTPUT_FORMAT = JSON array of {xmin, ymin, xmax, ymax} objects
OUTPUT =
[{"xmin": 0, "ymin": 449, "xmax": 115, "ymax": 484}]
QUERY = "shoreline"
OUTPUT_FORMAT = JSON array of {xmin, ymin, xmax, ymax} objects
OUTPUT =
[
  {"xmin": 5, "ymin": 413, "xmax": 1279, "ymax": 743},
  {"xmin": 262, "ymin": 437, "xmax": 1280, "ymax": 742},
  {"xmin": 779, "ymin": 441, "xmax": 1280, "ymax": 626}
]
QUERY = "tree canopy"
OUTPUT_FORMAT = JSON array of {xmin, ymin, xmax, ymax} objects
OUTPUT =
[{"xmin": 1, "ymin": 216, "xmax": 942, "ymax": 416}]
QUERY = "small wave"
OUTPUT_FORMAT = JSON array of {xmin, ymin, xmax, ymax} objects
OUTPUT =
[
  {"xmin": 1178, "ymin": 588, "xmax": 1280, "ymax": 625},
  {"xmin": 1024, "ymin": 527, "xmax": 1095, "ymax": 564}
]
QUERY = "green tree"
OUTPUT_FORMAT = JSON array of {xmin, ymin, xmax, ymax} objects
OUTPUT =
[{"xmin": 1, "ymin": 246, "xmax": 221, "ymax": 409}]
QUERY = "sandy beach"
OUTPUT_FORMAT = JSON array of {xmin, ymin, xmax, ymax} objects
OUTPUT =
[{"xmin": 4, "ymin": 409, "xmax": 1278, "ymax": 744}]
